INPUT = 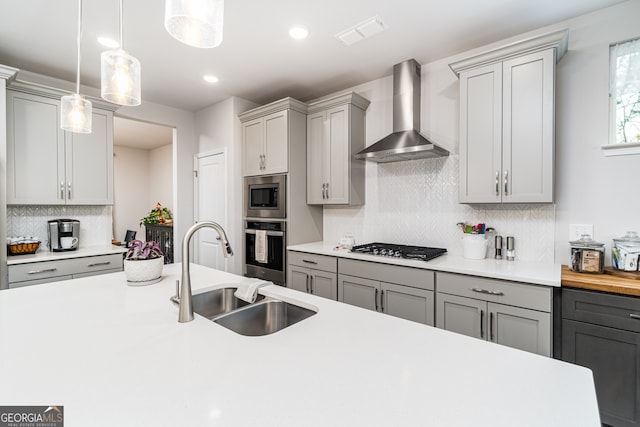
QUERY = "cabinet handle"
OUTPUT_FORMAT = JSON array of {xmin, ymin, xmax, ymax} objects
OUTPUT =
[
  {"xmin": 309, "ymin": 276, "xmax": 314, "ymax": 294},
  {"xmin": 87, "ymin": 262, "xmax": 111, "ymax": 267},
  {"xmin": 495, "ymin": 171, "xmax": 499, "ymax": 196},
  {"xmin": 630, "ymin": 314, "xmax": 640, "ymax": 320},
  {"xmin": 60, "ymin": 181, "xmax": 65, "ymax": 199},
  {"xmin": 503, "ymin": 170, "xmax": 508, "ymax": 196},
  {"xmin": 68, "ymin": 181, "xmax": 72, "ymax": 200},
  {"xmin": 374, "ymin": 288, "xmax": 379, "ymax": 311},
  {"xmin": 380, "ymin": 289, "xmax": 384, "ymax": 312},
  {"xmin": 472, "ymin": 287, "xmax": 504, "ymax": 296},
  {"xmin": 305, "ymin": 274, "xmax": 310, "ymax": 293},
  {"xmin": 28, "ymin": 268, "xmax": 57, "ymax": 275},
  {"xmin": 480, "ymin": 309, "xmax": 484, "ymax": 338},
  {"xmin": 326, "ymin": 182, "xmax": 329, "ymax": 199},
  {"xmin": 490, "ymin": 312, "xmax": 495, "ymax": 341},
  {"xmin": 302, "ymin": 259, "xmax": 317, "ymax": 265}
]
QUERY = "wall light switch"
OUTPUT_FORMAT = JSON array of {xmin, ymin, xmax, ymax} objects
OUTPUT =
[{"xmin": 569, "ymin": 224, "xmax": 594, "ymax": 241}]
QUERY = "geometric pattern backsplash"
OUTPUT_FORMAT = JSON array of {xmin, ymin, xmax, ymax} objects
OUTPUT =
[
  {"xmin": 7, "ymin": 205, "xmax": 113, "ymax": 250},
  {"xmin": 322, "ymin": 154, "xmax": 556, "ymax": 263}
]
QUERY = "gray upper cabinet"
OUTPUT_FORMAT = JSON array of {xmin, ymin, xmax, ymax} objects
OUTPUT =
[
  {"xmin": 306, "ymin": 92, "xmax": 369, "ymax": 205},
  {"xmin": 239, "ymin": 98, "xmax": 307, "ymax": 177},
  {"xmin": 7, "ymin": 89, "xmax": 114, "ymax": 205},
  {"xmin": 436, "ymin": 271, "xmax": 552, "ymax": 356},
  {"xmin": 450, "ymin": 29, "xmax": 568, "ymax": 204}
]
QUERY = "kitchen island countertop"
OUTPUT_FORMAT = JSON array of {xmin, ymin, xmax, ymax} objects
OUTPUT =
[
  {"xmin": 0, "ymin": 263, "xmax": 598, "ymax": 426},
  {"xmin": 288, "ymin": 241, "xmax": 561, "ymax": 287}
]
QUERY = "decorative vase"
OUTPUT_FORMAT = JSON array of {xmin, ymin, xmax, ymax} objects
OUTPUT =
[{"xmin": 124, "ymin": 256, "xmax": 164, "ymax": 286}]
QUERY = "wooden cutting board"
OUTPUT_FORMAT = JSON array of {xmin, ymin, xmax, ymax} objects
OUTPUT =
[{"xmin": 562, "ymin": 265, "xmax": 640, "ymax": 296}]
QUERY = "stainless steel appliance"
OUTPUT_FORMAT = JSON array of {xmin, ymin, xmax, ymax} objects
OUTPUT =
[
  {"xmin": 351, "ymin": 242, "xmax": 447, "ymax": 262},
  {"xmin": 244, "ymin": 220, "xmax": 286, "ymax": 285},
  {"xmin": 245, "ymin": 174, "xmax": 286, "ymax": 219},
  {"xmin": 48, "ymin": 219, "xmax": 80, "ymax": 252}
]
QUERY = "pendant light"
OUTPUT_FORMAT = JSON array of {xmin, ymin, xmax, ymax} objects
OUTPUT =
[
  {"xmin": 101, "ymin": 0, "xmax": 141, "ymax": 106},
  {"xmin": 164, "ymin": 0, "xmax": 224, "ymax": 48},
  {"xmin": 61, "ymin": 0, "xmax": 92, "ymax": 134}
]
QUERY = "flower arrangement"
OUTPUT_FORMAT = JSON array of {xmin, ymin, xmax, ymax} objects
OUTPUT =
[
  {"xmin": 125, "ymin": 240, "xmax": 164, "ymax": 261},
  {"xmin": 140, "ymin": 202, "xmax": 173, "ymax": 227}
]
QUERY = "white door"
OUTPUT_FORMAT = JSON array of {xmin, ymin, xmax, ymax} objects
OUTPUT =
[{"xmin": 194, "ymin": 152, "xmax": 227, "ymax": 271}]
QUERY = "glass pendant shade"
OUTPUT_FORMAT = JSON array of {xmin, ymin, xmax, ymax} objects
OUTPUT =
[
  {"xmin": 165, "ymin": 0, "xmax": 224, "ymax": 48},
  {"xmin": 61, "ymin": 93, "xmax": 92, "ymax": 134},
  {"xmin": 101, "ymin": 49, "xmax": 141, "ymax": 106}
]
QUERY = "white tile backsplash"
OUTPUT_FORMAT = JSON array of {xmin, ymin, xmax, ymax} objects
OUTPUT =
[
  {"xmin": 323, "ymin": 155, "xmax": 555, "ymax": 263},
  {"xmin": 7, "ymin": 205, "xmax": 113, "ymax": 249}
]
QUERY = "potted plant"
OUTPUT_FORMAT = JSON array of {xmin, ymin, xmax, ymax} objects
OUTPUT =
[
  {"xmin": 140, "ymin": 202, "xmax": 173, "ymax": 226},
  {"xmin": 124, "ymin": 240, "xmax": 164, "ymax": 286}
]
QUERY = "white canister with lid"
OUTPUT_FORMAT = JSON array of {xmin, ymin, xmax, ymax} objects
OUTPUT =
[
  {"xmin": 612, "ymin": 231, "xmax": 640, "ymax": 271},
  {"xmin": 462, "ymin": 234, "xmax": 488, "ymax": 260}
]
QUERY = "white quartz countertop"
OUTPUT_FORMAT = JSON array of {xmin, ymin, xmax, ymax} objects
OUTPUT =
[
  {"xmin": 6, "ymin": 244, "xmax": 127, "ymax": 265},
  {"xmin": 0, "ymin": 264, "xmax": 598, "ymax": 426},
  {"xmin": 288, "ymin": 241, "xmax": 561, "ymax": 287}
]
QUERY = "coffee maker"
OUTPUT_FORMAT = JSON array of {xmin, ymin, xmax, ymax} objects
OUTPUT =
[{"xmin": 48, "ymin": 219, "xmax": 80, "ymax": 252}]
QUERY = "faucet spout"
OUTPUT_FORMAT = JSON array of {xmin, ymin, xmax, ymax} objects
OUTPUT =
[{"xmin": 178, "ymin": 221, "xmax": 233, "ymax": 323}]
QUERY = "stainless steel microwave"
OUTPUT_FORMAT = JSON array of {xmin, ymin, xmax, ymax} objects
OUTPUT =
[{"xmin": 245, "ymin": 174, "xmax": 286, "ymax": 219}]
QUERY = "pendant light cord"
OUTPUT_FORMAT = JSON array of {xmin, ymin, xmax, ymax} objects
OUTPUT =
[{"xmin": 75, "ymin": 0, "xmax": 82, "ymax": 95}]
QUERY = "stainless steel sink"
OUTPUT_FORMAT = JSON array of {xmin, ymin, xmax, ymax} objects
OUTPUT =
[
  {"xmin": 213, "ymin": 299, "xmax": 317, "ymax": 336},
  {"xmin": 192, "ymin": 287, "xmax": 265, "ymax": 320}
]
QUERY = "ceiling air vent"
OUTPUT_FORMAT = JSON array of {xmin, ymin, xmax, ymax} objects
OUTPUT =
[{"xmin": 335, "ymin": 16, "xmax": 385, "ymax": 46}]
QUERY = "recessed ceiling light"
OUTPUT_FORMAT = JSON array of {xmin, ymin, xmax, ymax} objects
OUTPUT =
[
  {"xmin": 289, "ymin": 25, "xmax": 309, "ymax": 40},
  {"xmin": 97, "ymin": 36, "xmax": 119, "ymax": 49},
  {"xmin": 203, "ymin": 75, "xmax": 219, "ymax": 83}
]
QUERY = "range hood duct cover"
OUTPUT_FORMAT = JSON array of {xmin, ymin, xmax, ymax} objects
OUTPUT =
[{"xmin": 356, "ymin": 59, "xmax": 449, "ymax": 163}]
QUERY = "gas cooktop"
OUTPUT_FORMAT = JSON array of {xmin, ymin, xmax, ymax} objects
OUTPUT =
[{"xmin": 350, "ymin": 242, "xmax": 447, "ymax": 262}]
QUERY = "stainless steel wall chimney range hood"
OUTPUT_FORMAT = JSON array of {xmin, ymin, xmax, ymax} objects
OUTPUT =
[{"xmin": 356, "ymin": 59, "xmax": 449, "ymax": 163}]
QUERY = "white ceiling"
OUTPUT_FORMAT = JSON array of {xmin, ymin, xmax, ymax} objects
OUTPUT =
[{"xmin": 0, "ymin": 0, "xmax": 627, "ymax": 114}]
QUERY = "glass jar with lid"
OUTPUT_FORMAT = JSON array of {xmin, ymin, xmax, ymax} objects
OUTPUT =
[
  {"xmin": 569, "ymin": 235, "xmax": 605, "ymax": 274},
  {"xmin": 612, "ymin": 231, "xmax": 640, "ymax": 271}
]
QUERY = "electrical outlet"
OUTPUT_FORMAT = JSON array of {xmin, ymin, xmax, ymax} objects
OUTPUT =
[{"xmin": 569, "ymin": 224, "xmax": 594, "ymax": 241}]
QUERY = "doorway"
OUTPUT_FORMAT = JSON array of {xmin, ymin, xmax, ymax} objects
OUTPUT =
[{"xmin": 112, "ymin": 116, "xmax": 174, "ymax": 246}]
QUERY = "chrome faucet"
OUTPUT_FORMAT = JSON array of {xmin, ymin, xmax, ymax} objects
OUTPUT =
[{"xmin": 176, "ymin": 221, "xmax": 233, "ymax": 323}]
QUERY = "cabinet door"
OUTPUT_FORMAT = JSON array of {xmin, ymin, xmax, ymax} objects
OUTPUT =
[
  {"xmin": 436, "ymin": 293, "xmax": 486, "ymax": 339},
  {"xmin": 459, "ymin": 63, "xmax": 502, "ymax": 203},
  {"xmin": 310, "ymin": 269, "xmax": 337, "ymax": 301},
  {"xmin": 287, "ymin": 265, "xmax": 310, "ymax": 294},
  {"xmin": 325, "ymin": 105, "xmax": 349, "ymax": 204},
  {"xmin": 563, "ymin": 319, "xmax": 640, "ymax": 427},
  {"xmin": 65, "ymin": 109, "xmax": 114, "ymax": 204},
  {"xmin": 381, "ymin": 282, "xmax": 434, "ymax": 326},
  {"xmin": 489, "ymin": 303, "xmax": 550, "ymax": 356},
  {"xmin": 7, "ymin": 91, "xmax": 65, "ymax": 205},
  {"xmin": 338, "ymin": 274, "xmax": 378, "ymax": 312},
  {"xmin": 502, "ymin": 49, "xmax": 554, "ymax": 203},
  {"xmin": 307, "ymin": 111, "xmax": 326, "ymax": 204},
  {"xmin": 242, "ymin": 118, "xmax": 264, "ymax": 176},
  {"xmin": 263, "ymin": 110, "xmax": 288, "ymax": 175}
]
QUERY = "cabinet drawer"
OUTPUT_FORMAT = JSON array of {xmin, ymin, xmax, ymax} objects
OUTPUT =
[
  {"xmin": 9, "ymin": 260, "xmax": 77, "ymax": 283},
  {"xmin": 64, "ymin": 253, "xmax": 123, "ymax": 274},
  {"xmin": 563, "ymin": 288, "xmax": 640, "ymax": 333},
  {"xmin": 436, "ymin": 272, "xmax": 551, "ymax": 312},
  {"xmin": 288, "ymin": 251, "xmax": 337, "ymax": 273},
  {"xmin": 339, "ymin": 258, "xmax": 434, "ymax": 291}
]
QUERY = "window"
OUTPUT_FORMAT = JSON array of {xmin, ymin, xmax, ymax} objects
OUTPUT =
[{"xmin": 609, "ymin": 38, "xmax": 640, "ymax": 147}]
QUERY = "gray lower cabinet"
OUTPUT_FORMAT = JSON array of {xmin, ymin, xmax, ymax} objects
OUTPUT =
[
  {"xmin": 337, "ymin": 259, "xmax": 435, "ymax": 326},
  {"xmin": 8, "ymin": 253, "xmax": 124, "ymax": 288},
  {"xmin": 287, "ymin": 251, "xmax": 338, "ymax": 300},
  {"xmin": 436, "ymin": 272, "xmax": 552, "ymax": 356},
  {"xmin": 562, "ymin": 288, "xmax": 640, "ymax": 427}
]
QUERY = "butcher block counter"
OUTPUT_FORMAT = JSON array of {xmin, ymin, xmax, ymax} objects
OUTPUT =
[{"xmin": 561, "ymin": 265, "xmax": 640, "ymax": 296}]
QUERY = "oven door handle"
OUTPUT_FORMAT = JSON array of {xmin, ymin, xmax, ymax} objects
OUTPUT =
[{"xmin": 244, "ymin": 229, "xmax": 284, "ymax": 237}]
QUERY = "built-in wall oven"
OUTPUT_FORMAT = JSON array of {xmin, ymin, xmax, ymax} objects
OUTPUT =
[
  {"xmin": 244, "ymin": 220, "xmax": 286, "ymax": 285},
  {"xmin": 245, "ymin": 174, "xmax": 286, "ymax": 219}
]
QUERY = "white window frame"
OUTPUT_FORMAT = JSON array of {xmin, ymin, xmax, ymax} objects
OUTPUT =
[{"xmin": 603, "ymin": 37, "xmax": 640, "ymax": 157}]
